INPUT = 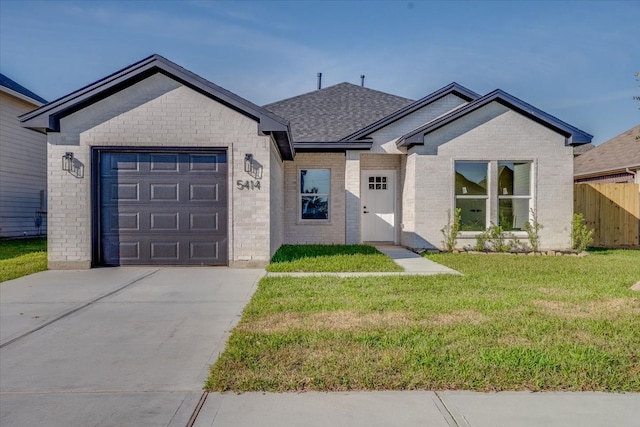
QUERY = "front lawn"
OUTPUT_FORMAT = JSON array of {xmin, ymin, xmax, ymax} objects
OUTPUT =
[
  {"xmin": 207, "ymin": 250, "xmax": 640, "ymax": 392},
  {"xmin": 267, "ymin": 244, "xmax": 403, "ymax": 272},
  {"xmin": 0, "ymin": 238, "xmax": 47, "ymax": 283}
]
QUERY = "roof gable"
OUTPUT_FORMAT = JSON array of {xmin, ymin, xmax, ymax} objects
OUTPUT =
[
  {"xmin": 0, "ymin": 73, "xmax": 47, "ymax": 105},
  {"xmin": 19, "ymin": 54, "xmax": 294, "ymax": 160},
  {"xmin": 574, "ymin": 125, "xmax": 640, "ymax": 177},
  {"xmin": 339, "ymin": 82, "xmax": 480, "ymax": 142},
  {"xmin": 398, "ymin": 89, "xmax": 593, "ymax": 147},
  {"xmin": 264, "ymin": 82, "xmax": 414, "ymax": 142}
]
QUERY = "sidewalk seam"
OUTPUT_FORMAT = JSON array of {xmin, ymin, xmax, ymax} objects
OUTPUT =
[{"xmin": 435, "ymin": 392, "xmax": 470, "ymax": 427}]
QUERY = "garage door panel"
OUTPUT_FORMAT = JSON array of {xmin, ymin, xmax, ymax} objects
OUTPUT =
[{"xmin": 98, "ymin": 151, "xmax": 227, "ymax": 266}]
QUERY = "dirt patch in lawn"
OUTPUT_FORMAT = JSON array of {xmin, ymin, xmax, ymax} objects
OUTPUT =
[
  {"xmin": 240, "ymin": 309, "xmax": 489, "ymax": 333},
  {"xmin": 533, "ymin": 298, "xmax": 640, "ymax": 319}
]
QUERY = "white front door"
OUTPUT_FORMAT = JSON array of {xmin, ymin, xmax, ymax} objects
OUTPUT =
[{"xmin": 361, "ymin": 170, "xmax": 396, "ymax": 242}]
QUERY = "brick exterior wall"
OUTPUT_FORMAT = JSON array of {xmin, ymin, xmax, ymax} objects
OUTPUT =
[
  {"xmin": 283, "ymin": 152, "xmax": 346, "ymax": 244},
  {"xmin": 410, "ymin": 102, "xmax": 574, "ymax": 250},
  {"xmin": 269, "ymin": 141, "xmax": 284, "ymax": 257},
  {"xmin": 46, "ymin": 73, "xmax": 275, "ymax": 268}
]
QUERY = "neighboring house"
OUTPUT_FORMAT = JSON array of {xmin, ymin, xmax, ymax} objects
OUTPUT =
[
  {"xmin": 0, "ymin": 73, "xmax": 48, "ymax": 238},
  {"xmin": 574, "ymin": 125, "xmax": 640, "ymax": 184},
  {"xmin": 573, "ymin": 142, "xmax": 594, "ymax": 157},
  {"xmin": 20, "ymin": 54, "xmax": 592, "ymax": 269}
]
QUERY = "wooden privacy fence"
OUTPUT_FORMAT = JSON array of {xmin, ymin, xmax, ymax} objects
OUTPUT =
[{"xmin": 574, "ymin": 183, "xmax": 640, "ymax": 248}]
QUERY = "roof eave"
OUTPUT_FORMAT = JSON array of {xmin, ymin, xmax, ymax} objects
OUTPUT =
[
  {"xmin": 397, "ymin": 89, "xmax": 593, "ymax": 148},
  {"xmin": 294, "ymin": 141, "xmax": 373, "ymax": 152}
]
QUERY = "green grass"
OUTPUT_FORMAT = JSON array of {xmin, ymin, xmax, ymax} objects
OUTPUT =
[
  {"xmin": 267, "ymin": 244, "xmax": 403, "ymax": 272},
  {"xmin": 207, "ymin": 250, "xmax": 640, "ymax": 392},
  {"xmin": 0, "ymin": 238, "xmax": 47, "ymax": 283}
]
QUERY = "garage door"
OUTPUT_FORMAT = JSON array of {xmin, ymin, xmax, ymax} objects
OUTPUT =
[{"xmin": 98, "ymin": 151, "xmax": 227, "ymax": 266}]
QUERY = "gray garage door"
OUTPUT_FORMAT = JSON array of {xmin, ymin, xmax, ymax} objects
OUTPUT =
[{"xmin": 99, "ymin": 151, "xmax": 227, "ymax": 266}]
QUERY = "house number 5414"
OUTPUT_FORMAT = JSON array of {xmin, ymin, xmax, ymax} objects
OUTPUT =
[{"xmin": 237, "ymin": 180, "xmax": 261, "ymax": 190}]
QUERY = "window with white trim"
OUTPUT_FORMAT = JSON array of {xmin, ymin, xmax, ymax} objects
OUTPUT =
[
  {"xmin": 300, "ymin": 169, "xmax": 330, "ymax": 220},
  {"xmin": 455, "ymin": 162, "xmax": 488, "ymax": 231},
  {"xmin": 497, "ymin": 161, "xmax": 532, "ymax": 231}
]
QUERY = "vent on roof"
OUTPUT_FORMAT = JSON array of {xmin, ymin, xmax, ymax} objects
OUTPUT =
[
  {"xmin": 317, "ymin": 72, "xmax": 322, "ymax": 90},
  {"xmin": 361, "ymin": 75, "xmax": 365, "ymax": 87}
]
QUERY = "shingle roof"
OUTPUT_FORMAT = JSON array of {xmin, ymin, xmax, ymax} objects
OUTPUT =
[
  {"xmin": 573, "ymin": 143, "xmax": 595, "ymax": 156},
  {"xmin": 0, "ymin": 73, "xmax": 47, "ymax": 104},
  {"xmin": 574, "ymin": 125, "xmax": 640, "ymax": 177},
  {"xmin": 264, "ymin": 83, "xmax": 414, "ymax": 142}
]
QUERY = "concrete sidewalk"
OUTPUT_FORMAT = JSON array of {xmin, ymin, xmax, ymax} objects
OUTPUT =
[
  {"xmin": 266, "ymin": 245, "xmax": 459, "ymax": 277},
  {"xmin": 194, "ymin": 390, "xmax": 640, "ymax": 427}
]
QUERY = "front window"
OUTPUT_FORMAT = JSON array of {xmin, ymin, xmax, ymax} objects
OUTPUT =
[
  {"xmin": 455, "ymin": 162, "xmax": 488, "ymax": 231},
  {"xmin": 498, "ymin": 162, "xmax": 531, "ymax": 231},
  {"xmin": 300, "ymin": 169, "xmax": 330, "ymax": 220}
]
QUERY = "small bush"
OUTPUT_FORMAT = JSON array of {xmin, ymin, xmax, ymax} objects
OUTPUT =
[
  {"xmin": 523, "ymin": 208, "xmax": 543, "ymax": 251},
  {"xmin": 441, "ymin": 208, "xmax": 461, "ymax": 252},
  {"xmin": 572, "ymin": 213, "xmax": 594, "ymax": 252}
]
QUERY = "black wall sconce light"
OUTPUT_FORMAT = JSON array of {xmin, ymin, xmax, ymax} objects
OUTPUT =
[
  {"xmin": 244, "ymin": 154, "xmax": 253, "ymax": 173},
  {"xmin": 62, "ymin": 152, "xmax": 74, "ymax": 172}
]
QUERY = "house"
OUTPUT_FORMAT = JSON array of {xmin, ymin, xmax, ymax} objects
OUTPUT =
[
  {"xmin": 574, "ymin": 125, "xmax": 640, "ymax": 184},
  {"xmin": 0, "ymin": 73, "xmax": 48, "ymax": 238},
  {"xmin": 20, "ymin": 54, "xmax": 592, "ymax": 268}
]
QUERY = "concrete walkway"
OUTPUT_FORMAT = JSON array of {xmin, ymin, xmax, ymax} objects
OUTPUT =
[
  {"xmin": 194, "ymin": 390, "xmax": 640, "ymax": 427},
  {"xmin": 266, "ymin": 245, "xmax": 459, "ymax": 277}
]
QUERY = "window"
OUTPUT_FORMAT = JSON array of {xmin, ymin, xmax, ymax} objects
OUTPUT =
[
  {"xmin": 368, "ymin": 176, "xmax": 388, "ymax": 190},
  {"xmin": 498, "ymin": 161, "xmax": 531, "ymax": 231},
  {"xmin": 455, "ymin": 162, "xmax": 488, "ymax": 231},
  {"xmin": 300, "ymin": 169, "xmax": 330, "ymax": 220}
]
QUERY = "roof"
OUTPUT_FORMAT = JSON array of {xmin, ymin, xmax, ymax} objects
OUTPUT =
[
  {"xmin": 264, "ymin": 82, "xmax": 414, "ymax": 142},
  {"xmin": 574, "ymin": 125, "xmax": 640, "ymax": 178},
  {"xmin": 397, "ymin": 89, "xmax": 593, "ymax": 147},
  {"xmin": 19, "ymin": 54, "xmax": 294, "ymax": 160},
  {"xmin": 0, "ymin": 73, "xmax": 47, "ymax": 104},
  {"xmin": 340, "ymin": 82, "xmax": 480, "ymax": 141},
  {"xmin": 573, "ymin": 143, "xmax": 595, "ymax": 156}
]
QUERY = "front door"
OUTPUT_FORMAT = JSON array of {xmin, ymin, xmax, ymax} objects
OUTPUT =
[{"xmin": 361, "ymin": 170, "xmax": 396, "ymax": 242}]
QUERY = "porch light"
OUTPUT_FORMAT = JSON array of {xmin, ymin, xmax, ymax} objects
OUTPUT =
[
  {"xmin": 244, "ymin": 154, "xmax": 253, "ymax": 173},
  {"xmin": 62, "ymin": 152, "xmax": 74, "ymax": 172}
]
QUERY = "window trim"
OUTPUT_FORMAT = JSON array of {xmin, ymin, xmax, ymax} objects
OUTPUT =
[
  {"xmin": 455, "ymin": 161, "xmax": 490, "ymax": 232},
  {"xmin": 299, "ymin": 168, "xmax": 331, "ymax": 221},
  {"xmin": 454, "ymin": 160, "xmax": 535, "ymax": 235}
]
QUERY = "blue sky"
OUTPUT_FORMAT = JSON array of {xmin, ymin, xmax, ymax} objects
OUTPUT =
[{"xmin": 1, "ymin": 0, "xmax": 638, "ymax": 144}]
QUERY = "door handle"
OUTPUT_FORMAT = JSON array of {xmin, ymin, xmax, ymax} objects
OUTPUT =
[{"xmin": 363, "ymin": 211, "xmax": 369, "ymax": 214}]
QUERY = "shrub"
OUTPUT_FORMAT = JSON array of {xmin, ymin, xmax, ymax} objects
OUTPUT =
[
  {"xmin": 523, "ymin": 208, "xmax": 543, "ymax": 251},
  {"xmin": 441, "ymin": 208, "xmax": 461, "ymax": 252},
  {"xmin": 572, "ymin": 213, "xmax": 594, "ymax": 252}
]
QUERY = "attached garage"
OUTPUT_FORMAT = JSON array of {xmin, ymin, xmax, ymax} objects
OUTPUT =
[
  {"xmin": 20, "ymin": 54, "xmax": 293, "ymax": 269},
  {"xmin": 96, "ymin": 150, "xmax": 228, "ymax": 266}
]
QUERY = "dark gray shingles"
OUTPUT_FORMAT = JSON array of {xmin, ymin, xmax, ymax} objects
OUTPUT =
[
  {"xmin": 264, "ymin": 83, "xmax": 414, "ymax": 142},
  {"xmin": 574, "ymin": 125, "xmax": 640, "ymax": 176},
  {"xmin": 0, "ymin": 73, "xmax": 47, "ymax": 104}
]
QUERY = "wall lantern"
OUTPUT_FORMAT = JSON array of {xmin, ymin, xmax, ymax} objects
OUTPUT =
[
  {"xmin": 62, "ymin": 152, "xmax": 74, "ymax": 172},
  {"xmin": 244, "ymin": 154, "xmax": 253, "ymax": 173}
]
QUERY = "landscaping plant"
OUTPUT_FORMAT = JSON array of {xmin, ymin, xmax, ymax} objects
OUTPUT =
[
  {"xmin": 571, "ymin": 213, "xmax": 594, "ymax": 252},
  {"xmin": 440, "ymin": 208, "xmax": 461, "ymax": 252},
  {"xmin": 523, "ymin": 208, "xmax": 543, "ymax": 251}
]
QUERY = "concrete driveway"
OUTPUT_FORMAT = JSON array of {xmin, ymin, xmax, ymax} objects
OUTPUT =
[{"xmin": 0, "ymin": 267, "xmax": 263, "ymax": 427}]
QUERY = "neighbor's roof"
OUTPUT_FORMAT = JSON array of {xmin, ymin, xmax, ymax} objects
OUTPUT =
[
  {"xmin": 264, "ymin": 82, "xmax": 414, "ymax": 142},
  {"xmin": 0, "ymin": 73, "xmax": 47, "ymax": 105},
  {"xmin": 20, "ymin": 54, "xmax": 294, "ymax": 160},
  {"xmin": 574, "ymin": 125, "xmax": 640, "ymax": 178}
]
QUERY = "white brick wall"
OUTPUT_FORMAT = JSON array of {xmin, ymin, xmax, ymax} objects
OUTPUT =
[
  {"xmin": 269, "ymin": 140, "xmax": 284, "ymax": 257},
  {"xmin": 47, "ymin": 74, "xmax": 275, "ymax": 268},
  {"xmin": 411, "ymin": 102, "xmax": 574, "ymax": 250},
  {"xmin": 284, "ymin": 153, "xmax": 346, "ymax": 244}
]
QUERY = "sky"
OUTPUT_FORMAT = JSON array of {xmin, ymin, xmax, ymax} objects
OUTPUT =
[{"xmin": 1, "ymin": 0, "xmax": 638, "ymax": 145}]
